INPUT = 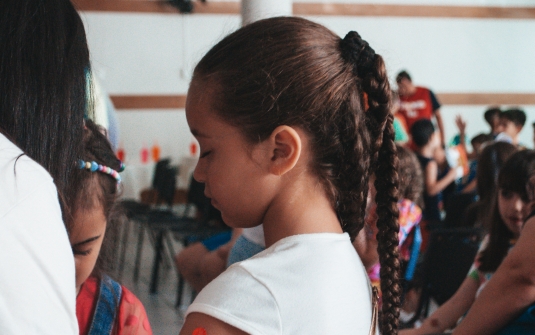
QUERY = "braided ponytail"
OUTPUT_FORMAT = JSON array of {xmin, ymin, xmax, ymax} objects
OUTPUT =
[{"xmin": 341, "ymin": 32, "xmax": 401, "ymax": 335}]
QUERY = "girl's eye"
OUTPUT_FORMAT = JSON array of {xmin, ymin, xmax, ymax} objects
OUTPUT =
[
  {"xmin": 200, "ymin": 150, "xmax": 212, "ymax": 159},
  {"xmin": 73, "ymin": 249, "xmax": 92, "ymax": 256},
  {"xmin": 500, "ymin": 190, "xmax": 514, "ymax": 199}
]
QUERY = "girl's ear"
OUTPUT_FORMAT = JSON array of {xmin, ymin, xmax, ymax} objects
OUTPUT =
[{"xmin": 267, "ymin": 125, "xmax": 302, "ymax": 176}]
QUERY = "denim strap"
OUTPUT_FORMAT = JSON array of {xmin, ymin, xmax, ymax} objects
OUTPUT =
[{"xmin": 88, "ymin": 274, "xmax": 122, "ymax": 335}]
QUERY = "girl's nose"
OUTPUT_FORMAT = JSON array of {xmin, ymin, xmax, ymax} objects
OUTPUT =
[
  {"xmin": 513, "ymin": 197, "xmax": 524, "ymax": 212},
  {"xmin": 193, "ymin": 161, "xmax": 205, "ymax": 183}
]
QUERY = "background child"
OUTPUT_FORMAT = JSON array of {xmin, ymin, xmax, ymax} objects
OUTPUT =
[
  {"xmin": 400, "ymin": 150, "xmax": 535, "ymax": 335},
  {"xmin": 497, "ymin": 108, "xmax": 527, "ymax": 146},
  {"xmin": 355, "ymin": 145, "xmax": 424, "ymax": 294},
  {"xmin": 179, "ymin": 17, "xmax": 400, "ymax": 335},
  {"xmin": 452, "ymin": 115, "xmax": 492, "ymax": 194},
  {"xmin": 411, "ymin": 119, "xmax": 460, "ymax": 249},
  {"xmin": 460, "ymin": 142, "xmax": 517, "ymax": 229},
  {"xmin": 71, "ymin": 120, "xmax": 152, "ymax": 335},
  {"xmin": 484, "ymin": 107, "xmax": 503, "ymax": 139},
  {"xmin": 175, "ymin": 228, "xmax": 237, "ymax": 293}
]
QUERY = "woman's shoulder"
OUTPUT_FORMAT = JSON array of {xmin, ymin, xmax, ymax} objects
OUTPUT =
[{"xmin": 0, "ymin": 134, "xmax": 56, "ymax": 215}]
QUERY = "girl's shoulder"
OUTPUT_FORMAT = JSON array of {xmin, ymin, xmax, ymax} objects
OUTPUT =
[
  {"xmin": 116, "ymin": 286, "xmax": 153, "ymax": 335},
  {"xmin": 77, "ymin": 276, "xmax": 153, "ymax": 335}
]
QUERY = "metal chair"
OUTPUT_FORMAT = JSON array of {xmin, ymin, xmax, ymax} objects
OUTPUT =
[
  {"xmin": 402, "ymin": 227, "xmax": 483, "ymax": 327},
  {"xmin": 131, "ymin": 160, "xmax": 229, "ymax": 298}
]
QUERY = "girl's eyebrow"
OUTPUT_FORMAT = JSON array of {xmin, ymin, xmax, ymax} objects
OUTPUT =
[
  {"xmin": 191, "ymin": 128, "xmax": 209, "ymax": 138},
  {"xmin": 72, "ymin": 235, "xmax": 102, "ymax": 247}
]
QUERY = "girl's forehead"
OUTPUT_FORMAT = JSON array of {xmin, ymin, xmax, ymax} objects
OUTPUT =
[{"xmin": 70, "ymin": 207, "xmax": 107, "ymax": 239}]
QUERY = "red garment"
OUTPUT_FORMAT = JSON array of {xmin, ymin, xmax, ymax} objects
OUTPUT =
[
  {"xmin": 77, "ymin": 276, "xmax": 153, "ymax": 335},
  {"xmin": 398, "ymin": 86, "xmax": 438, "ymax": 132}
]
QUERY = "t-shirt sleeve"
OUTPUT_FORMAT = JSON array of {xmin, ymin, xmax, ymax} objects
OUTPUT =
[
  {"xmin": 186, "ymin": 266, "xmax": 281, "ymax": 335},
  {"xmin": 0, "ymin": 179, "xmax": 78, "ymax": 334},
  {"xmin": 428, "ymin": 90, "xmax": 441, "ymax": 112}
]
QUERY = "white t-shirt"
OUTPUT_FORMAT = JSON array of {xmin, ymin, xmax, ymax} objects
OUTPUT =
[
  {"xmin": 0, "ymin": 134, "xmax": 78, "ymax": 334},
  {"xmin": 187, "ymin": 233, "xmax": 376, "ymax": 335}
]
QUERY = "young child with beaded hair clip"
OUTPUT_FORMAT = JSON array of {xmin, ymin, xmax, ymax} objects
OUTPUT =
[
  {"xmin": 179, "ymin": 16, "xmax": 400, "ymax": 335},
  {"xmin": 71, "ymin": 119, "xmax": 153, "ymax": 335}
]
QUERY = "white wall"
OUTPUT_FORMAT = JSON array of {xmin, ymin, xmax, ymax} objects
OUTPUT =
[{"xmin": 81, "ymin": 1, "xmax": 535, "ymax": 174}]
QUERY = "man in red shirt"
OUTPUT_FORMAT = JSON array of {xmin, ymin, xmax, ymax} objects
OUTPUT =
[{"xmin": 396, "ymin": 71, "xmax": 445, "ymax": 146}]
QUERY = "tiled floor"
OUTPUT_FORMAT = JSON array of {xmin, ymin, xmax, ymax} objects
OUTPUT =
[{"xmin": 111, "ymin": 219, "xmax": 193, "ymax": 335}]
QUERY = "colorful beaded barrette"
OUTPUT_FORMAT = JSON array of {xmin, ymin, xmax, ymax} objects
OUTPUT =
[{"xmin": 77, "ymin": 159, "xmax": 124, "ymax": 183}]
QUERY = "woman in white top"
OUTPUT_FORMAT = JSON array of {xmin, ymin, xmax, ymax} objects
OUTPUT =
[
  {"xmin": 179, "ymin": 17, "xmax": 401, "ymax": 335},
  {"xmin": 0, "ymin": 0, "xmax": 92, "ymax": 333}
]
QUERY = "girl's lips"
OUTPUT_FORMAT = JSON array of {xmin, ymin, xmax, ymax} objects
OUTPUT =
[{"xmin": 509, "ymin": 217, "xmax": 523, "ymax": 224}]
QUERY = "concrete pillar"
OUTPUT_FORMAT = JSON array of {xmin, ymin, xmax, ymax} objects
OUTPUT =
[{"xmin": 241, "ymin": 0, "xmax": 293, "ymax": 26}]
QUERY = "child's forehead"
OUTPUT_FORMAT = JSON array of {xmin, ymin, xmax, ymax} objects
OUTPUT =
[{"xmin": 70, "ymin": 207, "xmax": 107, "ymax": 239}]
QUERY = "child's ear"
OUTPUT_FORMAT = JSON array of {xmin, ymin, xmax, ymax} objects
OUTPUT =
[{"xmin": 267, "ymin": 125, "xmax": 301, "ymax": 176}]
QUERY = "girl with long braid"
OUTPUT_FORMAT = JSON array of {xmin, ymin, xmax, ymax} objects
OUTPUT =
[{"xmin": 179, "ymin": 17, "xmax": 400, "ymax": 335}]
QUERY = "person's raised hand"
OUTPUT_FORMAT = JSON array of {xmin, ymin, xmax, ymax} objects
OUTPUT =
[{"xmin": 455, "ymin": 115, "xmax": 466, "ymax": 136}]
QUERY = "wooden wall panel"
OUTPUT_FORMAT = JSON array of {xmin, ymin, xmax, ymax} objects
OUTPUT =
[
  {"xmin": 438, "ymin": 93, "xmax": 535, "ymax": 105},
  {"xmin": 111, "ymin": 93, "xmax": 535, "ymax": 110},
  {"xmin": 294, "ymin": 3, "xmax": 535, "ymax": 19},
  {"xmin": 111, "ymin": 95, "xmax": 187, "ymax": 109}
]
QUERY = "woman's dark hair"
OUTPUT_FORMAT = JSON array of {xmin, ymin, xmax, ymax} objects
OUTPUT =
[
  {"xmin": 193, "ymin": 17, "xmax": 400, "ymax": 334},
  {"xmin": 76, "ymin": 120, "xmax": 123, "ymax": 276},
  {"xmin": 0, "ymin": 0, "xmax": 91, "ymax": 230},
  {"xmin": 478, "ymin": 150, "xmax": 535, "ymax": 272},
  {"xmin": 396, "ymin": 145, "xmax": 424, "ymax": 209}
]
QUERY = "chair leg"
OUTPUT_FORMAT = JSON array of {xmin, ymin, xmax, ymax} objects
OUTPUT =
[
  {"xmin": 148, "ymin": 229, "xmax": 172, "ymax": 270},
  {"xmin": 175, "ymin": 237, "xmax": 189, "ymax": 308},
  {"xmin": 150, "ymin": 230, "xmax": 165, "ymax": 294},
  {"xmin": 118, "ymin": 218, "xmax": 131, "ymax": 279},
  {"xmin": 175, "ymin": 273, "xmax": 185, "ymax": 308},
  {"xmin": 133, "ymin": 223, "xmax": 145, "ymax": 283},
  {"xmin": 165, "ymin": 232, "xmax": 177, "ymax": 272}
]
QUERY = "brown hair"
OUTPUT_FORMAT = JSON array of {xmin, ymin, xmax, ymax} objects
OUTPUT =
[
  {"xmin": 396, "ymin": 145, "xmax": 424, "ymax": 209},
  {"xmin": 476, "ymin": 141, "xmax": 517, "ymax": 229},
  {"xmin": 478, "ymin": 150, "xmax": 535, "ymax": 272},
  {"xmin": 193, "ymin": 17, "xmax": 400, "ymax": 334},
  {"xmin": 75, "ymin": 119, "xmax": 124, "ymax": 275}
]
